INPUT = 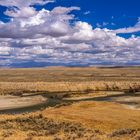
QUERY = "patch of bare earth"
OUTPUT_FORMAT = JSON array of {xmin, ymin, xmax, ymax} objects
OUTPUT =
[{"xmin": 0, "ymin": 95, "xmax": 47, "ymax": 111}]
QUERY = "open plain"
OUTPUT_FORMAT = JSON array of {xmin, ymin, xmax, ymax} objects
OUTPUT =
[{"xmin": 0, "ymin": 67, "xmax": 140, "ymax": 140}]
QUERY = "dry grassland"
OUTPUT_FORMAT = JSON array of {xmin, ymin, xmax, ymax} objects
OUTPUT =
[{"xmin": 0, "ymin": 67, "xmax": 140, "ymax": 140}]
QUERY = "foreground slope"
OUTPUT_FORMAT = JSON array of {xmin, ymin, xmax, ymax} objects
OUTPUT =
[{"xmin": 0, "ymin": 67, "xmax": 140, "ymax": 140}]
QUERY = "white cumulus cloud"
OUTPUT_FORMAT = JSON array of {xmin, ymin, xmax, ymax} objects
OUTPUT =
[{"xmin": 0, "ymin": 0, "xmax": 140, "ymax": 67}]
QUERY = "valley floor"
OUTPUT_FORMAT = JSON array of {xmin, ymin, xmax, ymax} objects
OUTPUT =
[{"xmin": 0, "ymin": 67, "xmax": 140, "ymax": 140}]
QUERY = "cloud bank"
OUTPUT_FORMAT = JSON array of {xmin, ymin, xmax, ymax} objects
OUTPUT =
[{"xmin": 0, "ymin": 0, "xmax": 140, "ymax": 67}]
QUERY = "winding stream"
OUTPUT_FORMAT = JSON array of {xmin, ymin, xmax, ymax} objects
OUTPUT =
[{"xmin": 0, "ymin": 91, "xmax": 140, "ymax": 114}]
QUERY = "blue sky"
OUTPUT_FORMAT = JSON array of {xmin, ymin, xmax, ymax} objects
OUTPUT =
[
  {"xmin": 1, "ymin": 0, "xmax": 140, "ymax": 32},
  {"xmin": 43, "ymin": 0, "xmax": 140, "ymax": 37},
  {"xmin": 35, "ymin": 0, "xmax": 140, "ymax": 29},
  {"xmin": 0, "ymin": 0, "xmax": 140, "ymax": 67}
]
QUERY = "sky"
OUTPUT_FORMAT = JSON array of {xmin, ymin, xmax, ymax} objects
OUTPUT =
[{"xmin": 0, "ymin": 0, "xmax": 140, "ymax": 67}]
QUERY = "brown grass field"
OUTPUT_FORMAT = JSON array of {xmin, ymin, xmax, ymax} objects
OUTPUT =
[{"xmin": 0, "ymin": 67, "xmax": 140, "ymax": 140}]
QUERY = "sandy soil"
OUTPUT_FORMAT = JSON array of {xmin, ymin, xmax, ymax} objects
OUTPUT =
[
  {"xmin": 0, "ymin": 92, "xmax": 140, "ymax": 112},
  {"xmin": 0, "ymin": 95, "xmax": 47, "ymax": 111}
]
